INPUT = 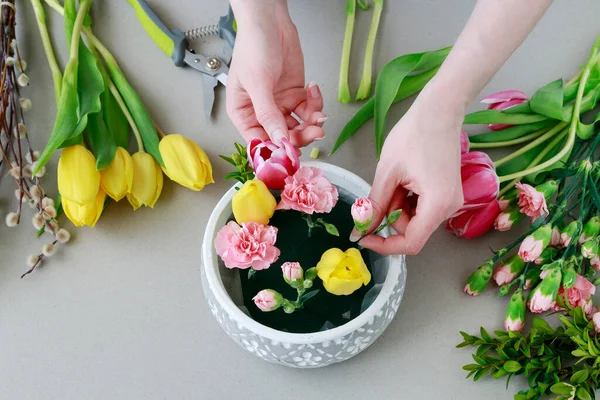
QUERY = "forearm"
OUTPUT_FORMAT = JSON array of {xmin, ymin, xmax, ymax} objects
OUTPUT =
[
  {"xmin": 230, "ymin": 0, "xmax": 290, "ymax": 27},
  {"xmin": 423, "ymin": 0, "xmax": 552, "ymax": 115}
]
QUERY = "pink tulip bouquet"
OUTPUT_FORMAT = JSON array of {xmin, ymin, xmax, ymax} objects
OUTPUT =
[
  {"xmin": 456, "ymin": 37, "xmax": 600, "ymax": 398},
  {"xmin": 215, "ymin": 140, "xmax": 397, "ymax": 331}
]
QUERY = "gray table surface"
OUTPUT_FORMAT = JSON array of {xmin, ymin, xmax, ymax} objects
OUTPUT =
[{"xmin": 2, "ymin": 1, "xmax": 600, "ymax": 399}]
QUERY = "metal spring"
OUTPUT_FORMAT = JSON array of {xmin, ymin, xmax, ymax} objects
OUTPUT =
[{"xmin": 185, "ymin": 24, "xmax": 219, "ymax": 41}]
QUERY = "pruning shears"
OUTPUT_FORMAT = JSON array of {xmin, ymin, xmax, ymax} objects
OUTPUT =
[{"xmin": 126, "ymin": 0, "xmax": 237, "ymax": 120}]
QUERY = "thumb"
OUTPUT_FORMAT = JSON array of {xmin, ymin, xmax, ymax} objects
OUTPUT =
[{"xmin": 247, "ymin": 85, "xmax": 289, "ymax": 145}]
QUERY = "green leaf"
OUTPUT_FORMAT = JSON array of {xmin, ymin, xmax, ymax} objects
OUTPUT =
[
  {"xmin": 85, "ymin": 111, "xmax": 116, "ymax": 170},
  {"xmin": 472, "ymin": 354, "xmax": 486, "ymax": 365},
  {"xmin": 468, "ymin": 120, "xmax": 555, "ymax": 144},
  {"xmin": 571, "ymin": 369, "xmax": 589, "ymax": 385},
  {"xmin": 480, "ymin": 327, "xmax": 494, "ymax": 343},
  {"xmin": 492, "ymin": 368, "xmax": 507, "ymax": 379},
  {"xmin": 530, "ymin": 79, "xmax": 566, "ymax": 120},
  {"xmin": 324, "ymin": 223, "xmax": 340, "ymax": 236},
  {"xmin": 299, "ymin": 290, "xmax": 319, "ymax": 305},
  {"xmin": 373, "ymin": 47, "xmax": 452, "ymax": 156},
  {"xmin": 102, "ymin": 86, "xmax": 129, "ymax": 149},
  {"xmin": 234, "ymin": 142, "xmax": 246, "ymax": 155},
  {"xmin": 586, "ymin": 178, "xmax": 600, "ymax": 211},
  {"xmin": 550, "ymin": 382, "xmax": 574, "ymax": 395},
  {"xmin": 224, "ymin": 171, "xmax": 241, "ymax": 181},
  {"xmin": 463, "ymin": 110, "xmax": 548, "ymax": 125},
  {"xmin": 576, "ymin": 387, "xmax": 592, "ymax": 400},
  {"xmin": 219, "ymin": 155, "xmax": 236, "ymax": 165},
  {"xmin": 247, "ymin": 268, "xmax": 256, "ymax": 280},
  {"xmin": 503, "ymin": 361, "xmax": 522, "ymax": 373},
  {"xmin": 533, "ymin": 318, "xmax": 553, "ymax": 333},
  {"xmin": 572, "ymin": 349, "xmax": 589, "ymax": 358},
  {"xmin": 462, "ymin": 364, "xmax": 480, "ymax": 371},
  {"xmin": 331, "ymin": 66, "xmax": 441, "ymax": 155},
  {"xmin": 72, "ymin": 43, "xmax": 105, "ymax": 140},
  {"xmin": 473, "ymin": 368, "xmax": 487, "ymax": 382},
  {"xmin": 305, "ymin": 267, "xmax": 317, "ymax": 281}
]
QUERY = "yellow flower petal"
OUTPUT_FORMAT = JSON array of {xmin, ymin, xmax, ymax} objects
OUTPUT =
[
  {"xmin": 159, "ymin": 134, "xmax": 214, "ymax": 190},
  {"xmin": 346, "ymin": 248, "xmax": 371, "ymax": 285},
  {"xmin": 323, "ymin": 276, "xmax": 363, "ymax": 296},
  {"xmin": 232, "ymin": 179, "xmax": 276, "ymax": 225},
  {"xmin": 57, "ymin": 145, "xmax": 100, "ymax": 205},
  {"xmin": 127, "ymin": 152, "xmax": 163, "ymax": 210},
  {"xmin": 101, "ymin": 147, "xmax": 133, "ymax": 201},
  {"xmin": 316, "ymin": 248, "xmax": 345, "ymax": 281},
  {"xmin": 63, "ymin": 189, "xmax": 106, "ymax": 227}
]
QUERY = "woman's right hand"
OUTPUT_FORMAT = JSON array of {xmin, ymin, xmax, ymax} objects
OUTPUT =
[{"xmin": 226, "ymin": 0, "xmax": 327, "ymax": 147}]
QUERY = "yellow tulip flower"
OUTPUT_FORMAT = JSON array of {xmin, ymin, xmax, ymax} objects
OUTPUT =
[
  {"xmin": 101, "ymin": 147, "xmax": 134, "ymax": 201},
  {"xmin": 159, "ymin": 134, "xmax": 214, "ymax": 191},
  {"xmin": 63, "ymin": 189, "xmax": 106, "ymax": 227},
  {"xmin": 316, "ymin": 248, "xmax": 371, "ymax": 296},
  {"xmin": 232, "ymin": 179, "xmax": 277, "ymax": 225},
  {"xmin": 127, "ymin": 152, "xmax": 163, "ymax": 210},
  {"xmin": 57, "ymin": 145, "xmax": 101, "ymax": 205}
]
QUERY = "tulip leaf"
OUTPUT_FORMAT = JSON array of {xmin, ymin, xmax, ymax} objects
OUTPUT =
[
  {"xmin": 374, "ymin": 46, "xmax": 452, "ymax": 157},
  {"xmin": 103, "ymin": 90, "xmax": 130, "ymax": 149},
  {"xmin": 577, "ymin": 110, "xmax": 600, "ymax": 140},
  {"xmin": 331, "ymin": 66, "xmax": 441, "ymax": 155},
  {"xmin": 468, "ymin": 120, "xmax": 555, "ymax": 143},
  {"xmin": 530, "ymin": 79, "xmax": 567, "ymax": 121},
  {"xmin": 496, "ymin": 141, "xmax": 549, "ymax": 178},
  {"xmin": 85, "ymin": 111, "xmax": 117, "ymax": 170},
  {"xmin": 463, "ymin": 110, "xmax": 548, "ymax": 125},
  {"xmin": 525, "ymin": 135, "xmax": 570, "ymax": 184}
]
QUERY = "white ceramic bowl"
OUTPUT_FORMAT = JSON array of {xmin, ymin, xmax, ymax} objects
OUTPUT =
[{"xmin": 201, "ymin": 161, "xmax": 406, "ymax": 368}]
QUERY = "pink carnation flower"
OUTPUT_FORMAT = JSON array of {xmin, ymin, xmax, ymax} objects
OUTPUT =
[
  {"xmin": 594, "ymin": 312, "xmax": 600, "ymax": 333},
  {"xmin": 214, "ymin": 221, "xmax": 280, "ymax": 270},
  {"xmin": 277, "ymin": 166, "xmax": 338, "ymax": 214},
  {"xmin": 591, "ymin": 256, "xmax": 600, "ymax": 271},
  {"xmin": 515, "ymin": 182, "xmax": 548, "ymax": 222},
  {"xmin": 551, "ymin": 275, "xmax": 597, "ymax": 318}
]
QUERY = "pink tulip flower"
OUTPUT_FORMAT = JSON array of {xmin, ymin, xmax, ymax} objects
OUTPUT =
[
  {"xmin": 481, "ymin": 90, "xmax": 528, "ymax": 131},
  {"xmin": 460, "ymin": 131, "xmax": 469, "ymax": 154},
  {"xmin": 460, "ymin": 152, "xmax": 500, "ymax": 210},
  {"xmin": 247, "ymin": 137, "xmax": 300, "ymax": 190},
  {"xmin": 446, "ymin": 200, "xmax": 501, "ymax": 239}
]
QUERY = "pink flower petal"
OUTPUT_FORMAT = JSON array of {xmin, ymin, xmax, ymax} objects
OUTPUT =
[{"xmin": 480, "ymin": 90, "xmax": 528, "ymax": 105}]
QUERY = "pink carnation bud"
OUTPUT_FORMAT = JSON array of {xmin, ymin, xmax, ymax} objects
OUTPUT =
[
  {"xmin": 593, "ymin": 312, "xmax": 600, "ymax": 334},
  {"xmin": 252, "ymin": 289, "xmax": 283, "ymax": 312},
  {"xmin": 247, "ymin": 138, "xmax": 300, "ymax": 190},
  {"xmin": 591, "ymin": 256, "xmax": 600, "ymax": 271},
  {"xmin": 281, "ymin": 262, "xmax": 303, "ymax": 283},
  {"xmin": 505, "ymin": 317, "xmax": 524, "ymax": 332},
  {"xmin": 550, "ymin": 226, "xmax": 561, "ymax": 247},
  {"xmin": 480, "ymin": 90, "xmax": 528, "ymax": 131},
  {"xmin": 351, "ymin": 198, "xmax": 374, "ymax": 232},
  {"xmin": 518, "ymin": 236, "xmax": 545, "ymax": 262},
  {"xmin": 493, "ymin": 265, "xmax": 517, "ymax": 286},
  {"xmin": 515, "ymin": 182, "xmax": 548, "ymax": 222}
]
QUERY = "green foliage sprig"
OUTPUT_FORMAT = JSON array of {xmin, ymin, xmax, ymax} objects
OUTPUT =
[{"xmin": 219, "ymin": 142, "xmax": 255, "ymax": 185}]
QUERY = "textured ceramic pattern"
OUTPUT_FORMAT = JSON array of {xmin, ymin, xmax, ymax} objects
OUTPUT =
[{"xmin": 201, "ymin": 259, "xmax": 406, "ymax": 368}]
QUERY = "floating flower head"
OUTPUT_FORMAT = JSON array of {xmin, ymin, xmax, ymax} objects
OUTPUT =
[
  {"xmin": 252, "ymin": 289, "xmax": 283, "ymax": 312},
  {"xmin": 214, "ymin": 221, "xmax": 280, "ymax": 270},
  {"xmin": 316, "ymin": 248, "xmax": 371, "ymax": 296},
  {"xmin": 232, "ymin": 179, "xmax": 277, "ymax": 225},
  {"xmin": 277, "ymin": 166, "xmax": 339, "ymax": 214},
  {"xmin": 281, "ymin": 262, "xmax": 303, "ymax": 284}
]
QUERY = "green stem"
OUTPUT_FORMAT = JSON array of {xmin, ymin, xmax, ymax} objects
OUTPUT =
[
  {"xmin": 339, "ymin": 0, "xmax": 356, "ymax": 103},
  {"xmin": 69, "ymin": 0, "xmax": 91, "ymax": 60},
  {"xmin": 355, "ymin": 0, "xmax": 383, "ymax": 101},
  {"xmin": 470, "ymin": 127, "xmax": 551, "ymax": 149},
  {"xmin": 494, "ymin": 122, "xmax": 568, "ymax": 168},
  {"xmin": 498, "ymin": 41, "xmax": 599, "ymax": 183},
  {"xmin": 31, "ymin": 0, "xmax": 62, "ymax": 103}
]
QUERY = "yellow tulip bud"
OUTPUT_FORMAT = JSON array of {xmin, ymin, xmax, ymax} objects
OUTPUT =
[
  {"xmin": 316, "ymin": 248, "xmax": 371, "ymax": 296},
  {"xmin": 100, "ymin": 147, "xmax": 134, "ymax": 201},
  {"xmin": 127, "ymin": 152, "xmax": 163, "ymax": 210},
  {"xmin": 232, "ymin": 179, "xmax": 277, "ymax": 225},
  {"xmin": 159, "ymin": 134, "xmax": 214, "ymax": 191},
  {"xmin": 63, "ymin": 189, "xmax": 106, "ymax": 227},
  {"xmin": 57, "ymin": 145, "xmax": 101, "ymax": 205}
]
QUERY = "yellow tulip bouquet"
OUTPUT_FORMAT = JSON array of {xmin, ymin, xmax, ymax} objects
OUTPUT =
[
  {"xmin": 215, "ymin": 139, "xmax": 398, "ymax": 332},
  {"xmin": 8, "ymin": 0, "xmax": 214, "ymax": 276}
]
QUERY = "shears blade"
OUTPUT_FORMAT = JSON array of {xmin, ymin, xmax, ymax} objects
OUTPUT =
[{"xmin": 202, "ymin": 74, "xmax": 218, "ymax": 120}]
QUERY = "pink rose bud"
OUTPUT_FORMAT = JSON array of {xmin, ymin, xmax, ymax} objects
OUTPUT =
[
  {"xmin": 351, "ymin": 198, "xmax": 374, "ymax": 232},
  {"xmin": 518, "ymin": 224, "xmax": 552, "ymax": 262},
  {"xmin": 515, "ymin": 182, "xmax": 548, "ymax": 222},
  {"xmin": 528, "ymin": 266, "xmax": 561, "ymax": 313},
  {"xmin": 460, "ymin": 131, "xmax": 469, "ymax": 154},
  {"xmin": 252, "ymin": 289, "xmax": 284, "ymax": 312},
  {"xmin": 494, "ymin": 208, "xmax": 522, "ymax": 232},
  {"xmin": 214, "ymin": 221, "xmax": 280, "ymax": 270},
  {"xmin": 446, "ymin": 200, "xmax": 501, "ymax": 239},
  {"xmin": 594, "ymin": 312, "xmax": 600, "ymax": 333},
  {"xmin": 246, "ymin": 138, "xmax": 300, "ymax": 190},
  {"xmin": 277, "ymin": 166, "xmax": 339, "ymax": 214},
  {"xmin": 480, "ymin": 90, "xmax": 528, "ymax": 131},
  {"xmin": 281, "ymin": 262, "xmax": 303, "ymax": 283},
  {"xmin": 493, "ymin": 255, "xmax": 525, "ymax": 286}
]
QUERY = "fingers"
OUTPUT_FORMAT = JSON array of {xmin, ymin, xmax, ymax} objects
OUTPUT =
[
  {"xmin": 359, "ymin": 194, "xmax": 445, "ymax": 255},
  {"xmin": 289, "ymin": 125, "xmax": 325, "ymax": 147},
  {"xmin": 246, "ymin": 83, "xmax": 290, "ymax": 145}
]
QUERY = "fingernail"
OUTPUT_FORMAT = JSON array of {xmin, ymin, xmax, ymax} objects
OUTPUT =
[
  {"xmin": 308, "ymin": 81, "xmax": 320, "ymax": 98},
  {"xmin": 316, "ymin": 116, "xmax": 328, "ymax": 124},
  {"xmin": 313, "ymin": 136, "xmax": 325, "ymax": 141},
  {"xmin": 271, "ymin": 129, "xmax": 286, "ymax": 145},
  {"xmin": 349, "ymin": 230, "xmax": 361, "ymax": 243}
]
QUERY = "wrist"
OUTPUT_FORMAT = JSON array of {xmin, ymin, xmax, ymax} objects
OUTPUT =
[
  {"xmin": 230, "ymin": 0, "xmax": 290, "ymax": 27},
  {"xmin": 416, "ymin": 76, "xmax": 468, "ymax": 128}
]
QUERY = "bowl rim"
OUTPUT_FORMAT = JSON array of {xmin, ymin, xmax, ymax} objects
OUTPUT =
[{"xmin": 202, "ymin": 160, "xmax": 405, "ymax": 344}]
